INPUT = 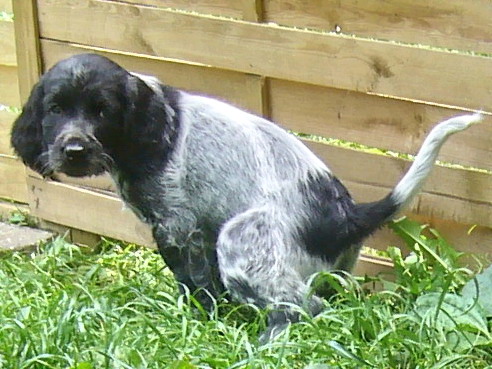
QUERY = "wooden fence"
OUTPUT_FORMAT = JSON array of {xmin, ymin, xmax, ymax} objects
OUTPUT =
[
  {"xmin": 0, "ymin": 0, "xmax": 25, "ymax": 211},
  {"xmin": 2, "ymin": 0, "xmax": 492, "ymax": 274}
]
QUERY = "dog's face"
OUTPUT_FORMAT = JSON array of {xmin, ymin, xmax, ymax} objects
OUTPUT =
[{"xmin": 11, "ymin": 53, "xmax": 165, "ymax": 178}]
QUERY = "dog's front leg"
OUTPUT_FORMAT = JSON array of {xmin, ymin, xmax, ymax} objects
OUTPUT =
[{"xmin": 152, "ymin": 222, "xmax": 225, "ymax": 310}]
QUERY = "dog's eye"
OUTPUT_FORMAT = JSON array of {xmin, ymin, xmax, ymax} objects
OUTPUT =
[
  {"xmin": 48, "ymin": 104, "xmax": 62, "ymax": 114},
  {"xmin": 95, "ymin": 105, "xmax": 107, "ymax": 119}
]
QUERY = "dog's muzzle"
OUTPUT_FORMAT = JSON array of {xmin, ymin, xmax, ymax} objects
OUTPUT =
[{"xmin": 49, "ymin": 123, "xmax": 110, "ymax": 177}]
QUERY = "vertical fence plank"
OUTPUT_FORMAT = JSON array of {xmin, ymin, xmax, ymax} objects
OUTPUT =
[
  {"xmin": 241, "ymin": 0, "xmax": 264, "ymax": 22},
  {"xmin": 11, "ymin": 0, "xmax": 43, "ymax": 209},
  {"xmin": 13, "ymin": 0, "xmax": 42, "ymax": 102}
]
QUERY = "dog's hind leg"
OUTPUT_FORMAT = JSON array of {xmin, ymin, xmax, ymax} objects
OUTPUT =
[{"xmin": 216, "ymin": 207, "xmax": 323, "ymax": 343}]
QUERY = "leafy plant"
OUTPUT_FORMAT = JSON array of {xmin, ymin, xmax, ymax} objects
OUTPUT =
[
  {"xmin": 388, "ymin": 217, "xmax": 492, "ymax": 355},
  {"xmin": 462, "ymin": 264, "xmax": 492, "ymax": 317},
  {"xmin": 7, "ymin": 210, "xmax": 37, "ymax": 227},
  {"xmin": 388, "ymin": 217, "xmax": 473, "ymax": 295}
]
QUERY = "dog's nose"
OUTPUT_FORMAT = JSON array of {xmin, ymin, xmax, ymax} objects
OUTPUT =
[{"xmin": 63, "ymin": 142, "xmax": 86, "ymax": 160}]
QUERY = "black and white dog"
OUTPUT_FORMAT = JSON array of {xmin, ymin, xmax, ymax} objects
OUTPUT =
[{"xmin": 11, "ymin": 54, "xmax": 481, "ymax": 341}]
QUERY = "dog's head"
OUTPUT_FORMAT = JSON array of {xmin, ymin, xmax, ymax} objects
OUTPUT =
[{"xmin": 11, "ymin": 53, "xmax": 177, "ymax": 178}]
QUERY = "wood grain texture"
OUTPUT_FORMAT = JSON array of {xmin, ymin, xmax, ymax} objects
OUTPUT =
[
  {"xmin": 0, "ymin": 155, "xmax": 27, "ymax": 203},
  {"xmin": 365, "ymin": 214, "xmax": 492, "ymax": 265},
  {"xmin": 305, "ymin": 141, "xmax": 492, "ymax": 228},
  {"xmin": 0, "ymin": 0, "xmax": 11, "ymax": 13},
  {"xmin": 27, "ymin": 177, "xmax": 155, "ymax": 247},
  {"xmin": 354, "ymin": 254, "xmax": 394, "ymax": 278},
  {"xmin": 28, "ymin": 140, "xmax": 492, "ymax": 248},
  {"xmin": 51, "ymin": 173, "xmax": 116, "ymax": 193},
  {"xmin": 0, "ymin": 21, "xmax": 16, "ymax": 66},
  {"xmin": 270, "ymin": 79, "xmax": 492, "ymax": 170},
  {"xmin": 346, "ymin": 178, "xmax": 492, "ymax": 233},
  {"xmin": 305, "ymin": 140, "xmax": 492, "ymax": 209},
  {"xmin": 16, "ymin": 0, "xmax": 492, "ymax": 274},
  {"xmin": 265, "ymin": 0, "xmax": 492, "ymax": 54},
  {"xmin": 37, "ymin": 0, "xmax": 492, "ymax": 112},
  {"xmin": 0, "ymin": 65, "xmax": 19, "ymax": 107},
  {"xmin": 41, "ymin": 40, "xmax": 265, "ymax": 115},
  {"xmin": 0, "ymin": 109, "xmax": 16, "ymax": 155},
  {"xmin": 113, "ymin": 0, "xmax": 263, "ymax": 21},
  {"xmin": 12, "ymin": 0, "xmax": 42, "ymax": 103},
  {"xmin": 25, "ymin": 177, "xmax": 492, "ymax": 272},
  {"xmin": 241, "ymin": 0, "xmax": 263, "ymax": 22},
  {"xmin": 109, "ymin": 0, "xmax": 243, "ymax": 19}
]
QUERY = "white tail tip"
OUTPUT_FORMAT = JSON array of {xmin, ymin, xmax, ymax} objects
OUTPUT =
[
  {"xmin": 390, "ymin": 112, "xmax": 482, "ymax": 210},
  {"xmin": 445, "ymin": 113, "xmax": 483, "ymax": 130}
]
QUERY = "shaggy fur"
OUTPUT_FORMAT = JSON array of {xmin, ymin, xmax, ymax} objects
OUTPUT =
[{"xmin": 11, "ymin": 54, "xmax": 481, "ymax": 342}]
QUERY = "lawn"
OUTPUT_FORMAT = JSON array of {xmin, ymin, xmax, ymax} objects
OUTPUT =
[{"xmin": 0, "ymin": 217, "xmax": 491, "ymax": 369}]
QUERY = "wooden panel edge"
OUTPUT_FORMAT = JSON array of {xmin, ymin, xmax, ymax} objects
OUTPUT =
[
  {"xmin": 13, "ymin": 0, "xmax": 42, "ymax": 102},
  {"xmin": 37, "ymin": 0, "xmax": 492, "ymax": 112},
  {"xmin": 354, "ymin": 254, "xmax": 394, "ymax": 277},
  {"xmin": 304, "ymin": 140, "xmax": 492, "ymax": 213},
  {"xmin": 27, "ymin": 176, "xmax": 155, "ymax": 247},
  {"xmin": 0, "ymin": 109, "xmax": 16, "ymax": 156},
  {"xmin": 0, "ymin": 155, "xmax": 27, "ymax": 203},
  {"xmin": 270, "ymin": 78, "xmax": 492, "ymax": 170},
  {"xmin": 41, "ymin": 39, "xmax": 265, "ymax": 115},
  {"xmin": 264, "ymin": 0, "xmax": 492, "ymax": 55}
]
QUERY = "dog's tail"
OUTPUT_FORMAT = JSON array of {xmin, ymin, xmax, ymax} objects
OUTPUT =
[{"xmin": 352, "ymin": 113, "xmax": 482, "ymax": 237}]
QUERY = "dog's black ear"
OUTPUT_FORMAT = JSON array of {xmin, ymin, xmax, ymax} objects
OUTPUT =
[
  {"xmin": 10, "ymin": 82, "xmax": 46, "ymax": 173},
  {"xmin": 124, "ymin": 74, "xmax": 179, "ymax": 150}
]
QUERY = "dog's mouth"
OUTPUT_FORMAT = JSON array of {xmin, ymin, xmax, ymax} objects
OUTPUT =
[
  {"xmin": 48, "ymin": 138, "xmax": 113, "ymax": 178},
  {"xmin": 56, "ymin": 160, "xmax": 108, "ymax": 177}
]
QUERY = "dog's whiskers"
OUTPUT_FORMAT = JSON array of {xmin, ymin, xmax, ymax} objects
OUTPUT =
[
  {"xmin": 101, "ymin": 152, "xmax": 114, "ymax": 171},
  {"xmin": 35, "ymin": 153, "xmax": 54, "ymax": 177}
]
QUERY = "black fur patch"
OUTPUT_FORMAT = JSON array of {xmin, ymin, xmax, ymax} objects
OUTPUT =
[
  {"xmin": 114, "ymin": 82, "xmax": 181, "ymax": 180},
  {"xmin": 10, "ymin": 80, "xmax": 47, "ymax": 173},
  {"xmin": 298, "ymin": 172, "xmax": 397, "ymax": 263}
]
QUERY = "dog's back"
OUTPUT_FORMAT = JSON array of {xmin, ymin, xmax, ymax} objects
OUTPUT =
[{"xmin": 168, "ymin": 92, "xmax": 332, "ymax": 227}]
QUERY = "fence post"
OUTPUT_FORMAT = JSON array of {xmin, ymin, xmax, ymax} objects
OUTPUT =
[
  {"xmin": 241, "ymin": 0, "xmax": 264, "ymax": 22},
  {"xmin": 13, "ymin": 0, "xmax": 42, "ymax": 102}
]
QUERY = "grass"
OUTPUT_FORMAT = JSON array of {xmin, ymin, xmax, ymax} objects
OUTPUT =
[
  {"xmin": 0, "ymin": 218, "xmax": 491, "ymax": 369},
  {"xmin": 0, "ymin": 11, "xmax": 13, "ymax": 22},
  {"xmin": 0, "ymin": 104, "xmax": 21, "ymax": 114}
]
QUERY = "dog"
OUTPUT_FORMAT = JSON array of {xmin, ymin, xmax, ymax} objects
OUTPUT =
[{"xmin": 10, "ymin": 53, "xmax": 481, "ymax": 342}]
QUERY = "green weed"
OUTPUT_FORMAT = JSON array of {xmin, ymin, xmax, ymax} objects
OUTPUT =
[
  {"xmin": 0, "ymin": 12, "xmax": 13, "ymax": 22},
  {"xmin": 0, "ymin": 222, "xmax": 490, "ymax": 368}
]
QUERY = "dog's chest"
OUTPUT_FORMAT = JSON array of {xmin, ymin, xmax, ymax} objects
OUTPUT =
[{"xmin": 114, "ymin": 175, "xmax": 169, "ymax": 226}]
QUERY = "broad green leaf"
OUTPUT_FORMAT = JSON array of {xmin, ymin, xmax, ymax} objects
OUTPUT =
[
  {"xmin": 462, "ymin": 264, "xmax": 492, "ymax": 317},
  {"xmin": 446, "ymin": 330, "xmax": 491, "ymax": 353},
  {"xmin": 414, "ymin": 292, "xmax": 489, "ymax": 335},
  {"xmin": 389, "ymin": 218, "xmax": 455, "ymax": 273}
]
